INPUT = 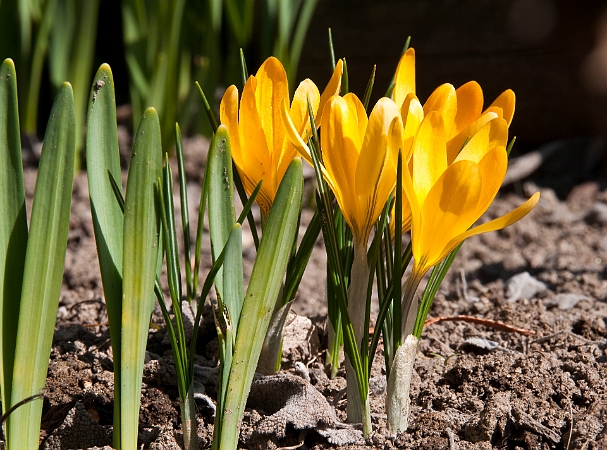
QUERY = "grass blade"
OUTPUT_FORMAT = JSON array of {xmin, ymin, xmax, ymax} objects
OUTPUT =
[
  {"xmin": 175, "ymin": 124, "xmax": 193, "ymax": 301},
  {"xmin": 120, "ymin": 107, "xmax": 162, "ymax": 449},
  {"xmin": 0, "ymin": 59, "xmax": 28, "ymax": 416},
  {"xmin": 8, "ymin": 82, "xmax": 75, "ymax": 449}
]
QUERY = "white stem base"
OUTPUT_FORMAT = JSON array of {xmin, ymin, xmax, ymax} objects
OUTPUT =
[{"xmin": 386, "ymin": 334, "xmax": 419, "ymax": 433}]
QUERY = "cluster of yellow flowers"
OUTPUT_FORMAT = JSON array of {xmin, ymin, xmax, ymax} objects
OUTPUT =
[{"xmin": 219, "ymin": 49, "xmax": 539, "ymax": 279}]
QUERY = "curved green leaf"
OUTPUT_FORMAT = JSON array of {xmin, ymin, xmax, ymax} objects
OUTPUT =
[
  {"xmin": 8, "ymin": 82, "xmax": 75, "ymax": 449},
  {"xmin": 208, "ymin": 124, "xmax": 236, "ymax": 302},
  {"xmin": 120, "ymin": 107, "xmax": 161, "ymax": 450},
  {"xmin": 85, "ymin": 63, "xmax": 124, "ymax": 448},
  {"xmin": 218, "ymin": 158, "xmax": 303, "ymax": 450},
  {"xmin": 0, "ymin": 58, "xmax": 27, "ymax": 417}
]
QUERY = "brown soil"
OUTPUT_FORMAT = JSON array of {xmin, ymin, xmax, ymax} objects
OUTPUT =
[{"xmin": 9, "ymin": 134, "xmax": 607, "ymax": 449}]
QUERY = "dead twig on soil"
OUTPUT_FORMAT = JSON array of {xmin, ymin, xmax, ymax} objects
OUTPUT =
[
  {"xmin": 424, "ymin": 315, "xmax": 535, "ymax": 336},
  {"xmin": 445, "ymin": 427, "xmax": 457, "ymax": 450}
]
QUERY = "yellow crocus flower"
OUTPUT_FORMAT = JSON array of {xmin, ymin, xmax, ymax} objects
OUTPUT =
[
  {"xmin": 403, "ymin": 111, "xmax": 540, "ymax": 279},
  {"xmin": 390, "ymin": 47, "xmax": 517, "ymax": 234},
  {"xmin": 284, "ymin": 92, "xmax": 404, "ymax": 246},
  {"xmin": 284, "ymin": 92, "xmax": 403, "ymax": 430},
  {"xmin": 220, "ymin": 57, "xmax": 342, "ymax": 217}
]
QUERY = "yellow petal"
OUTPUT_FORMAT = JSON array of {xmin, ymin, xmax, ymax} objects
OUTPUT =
[
  {"xmin": 454, "ymin": 117, "xmax": 508, "ymax": 164},
  {"xmin": 344, "ymin": 92, "xmax": 368, "ymax": 139},
  {"xmin": 423, "ymin": 83, "xmax": 457, "ymax": 139},
  {"xmin": 392, "ymin": 47, "xmax": 416, "ymax": 108},
  {"xmin": 355, "ymin": 97, "xmax": 402, "ymax": 241},
  {"xmin": 290, "ymin": 78, "xmax": 320, "ymax": 136},
  {"xmin": 487, "ymin": 89, "xmax": 515, "ymax": 127},
  {"xmin": 473, "ymin": 146, "xmax": 508, "ymax": 218},
  {"xmin": 321, "ymin": 95, "xmax": 361, "ymax": 228},
  {"xmin": 483, "ymin": 106, "xmax": 504, "ymax": 119},
  {"xmin": 219, "ymin": 85, "xmax": 242, "ymax": 169},
  {"xmin": 415, "ymin": 160, "xmax": 482, "ymax": 271},
  {"xmin": 278, "ymin": 78, "xmax": 320, "ymax": 183},
  {"xmin": 281, "ymin": 98, "xmax": 313, "ymax": 164},
  {"xmin": 446, "ymin": 111, "xmax": 499, "ymax": 163},
  {"xmin": 400, "ymin": 93, "xmax": 424, "ymax": 160},
  {"xmin": 255, "ymin": 57, "xmax": 289, "ymax": 160},
  {"xmin": 401, "ymin": 142, "xmax": 422, "ymax": 253},
  {"xmin": 455, "ymin": 81, "xmax": 483, "ymax": 134},
  {"xmin": 239, "ymin": 76, "xmax": 272, "ymax": 204},
  {"xmin": 441, "ymin": 192, "xmax": 540, "ymax": 259},
  {"xmin": 317, "ymin": 59, "xmax": 343, "ymax": 124},
  {"xmin": 412, "ymin": 111, "xmax": 447, "ymax": 208}
]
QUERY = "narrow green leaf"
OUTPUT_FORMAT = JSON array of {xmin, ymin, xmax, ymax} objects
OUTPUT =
[
  {"xmin": 232, "ymin": 162, "xmax": 259, "ymax": 249},
  {"xmin": 195, "ymin": 82, "xmax": 219, "ymax": 133},
  {"xmin": 239, "ymin": 48, "xmax": 248, "ymax": 87},
  {"xmin": 222, "ymin": 224, "xmax": 243, "ymax": 334},
  {"xmin": 256, "ymin": 300, "xmax": 293, "ymax": 375},
  {"xmin": 282, "ymin": 209, "xmax": 321, "ymax": 303},
  {"xmin": 362, "ymin": 65, "xmax": 376, "ymax": 112},
  {"xmin": 8, "ymin": 82, "xmax": 75, "ymax": 449},
  {"xmin": 85, "ymin": 63, "xmax": 124, "ymax": 448},
  {"xmin": 0, "ymin": 59, "xmax": 27, "ymax": 416},
  {"xmin": 23, "ymin": 0, "xmax": 54, "ymax": 135},
  {"xmin": 218, "ymin": 158, "xmax": 303, "ymax": 450},
  {"xmin": 120, "ymin": 107, "xmax": 162, "ymax": 450},
  {"xmin": 328, "ymin": 28, "xmax": 336, "ymax": 70},
  {"xmin": 412, "ymin": 242, "xmax": 463, "ymax": 338},
  {"xmin": 393, "ymin": 152, "xmax": 403, "ymax": 351},
  {"xmin": 207, "ymin": 125, "xmax": 236, "ymax": 302},
  {"xmin": 175, "ymin": 124, "xmax": 193, "ymax": 301}
]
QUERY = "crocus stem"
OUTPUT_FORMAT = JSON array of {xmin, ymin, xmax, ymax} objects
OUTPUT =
[
  {"xmin": 180, "ymin": 384, "xmax": 198, "ymax": 450},
  {"xmin": 345, "ymin": 242, "xmax": 370, "ymax": 430},
  {"xmin": 400, "ymin": 268, "xmax": 425, "ymax": 339},
  {"xmin": 385, "ymin": 268, "xmax": 425, "ymax": 433},
  {"xmin": 386, "ymin": 334, "xmax": 419, "ymax": 433}
]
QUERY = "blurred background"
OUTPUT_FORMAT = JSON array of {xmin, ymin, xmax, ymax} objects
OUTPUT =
[{"xmin": 1, "ymin": 0, "xmax": 607, "ymax": 195}]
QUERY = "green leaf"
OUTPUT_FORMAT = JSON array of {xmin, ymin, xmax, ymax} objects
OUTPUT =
[
  {"xmin": 8, "ymin": 82, "xmax": 75, "ymax": 449},
  {"xmin": 222, "ymin": 224, "xmax": 244, "ymax": 335},
  {"xmin": 0, "ymin": 59, "xmax": 28, "ymax": 416},
  {"xmin": 85, "ymin": 63, "xmax": 124, "ymax": 448},
  {"xmin": 217, "ymin": 158, "xmax": 303, "ymax": 450},
  {"xmin": 207, "ymin": 125, "xmax": 236, "ymax": 302},
  {"xmin": 120, "ymin": 107, "xmax": 162, "ymax": 450}
]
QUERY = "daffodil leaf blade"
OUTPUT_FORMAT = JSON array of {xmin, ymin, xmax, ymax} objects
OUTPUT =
[
  {"xmin": 222, "ymin": 224, "xmax": 244, "ymax": 335},
  {"xmin": 0, "ymin": 58, "xmax": 27, "ymax": 413},
  {"xmin": 9, "ymin": 83, "xmax": 75, "ymax": 448},
  {"xmin": 208, "ymin": 124, "xmax": 237, "ymax": 301},
  {"xmin": 120, "ymin": 107, "xmax": 162, "ymax": 450},
  {"xmin": 217, "ymin": 158, "xmax": 303, "ymax": 449},
  {"xmin": 85, "ymin": 64, "xmax": 125, "ymax": 446}
]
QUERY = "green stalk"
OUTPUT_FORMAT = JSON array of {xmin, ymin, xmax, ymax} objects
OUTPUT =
[
  {"xmin": 392, "ymin": 152, "xmax": 404, "ymax": 351},
  {"xmin": 8, "ymin": 82, "xmax": 75, "ymax": 449},
  {"xmin": 217, "ymin": 159, "xmax": 303, "ymax": 450},
  {"xmin": 0, "ymin": 59, "xmax": 28, "ymax": 420},
  {"xmin": 345, "ymin": 242, "xmax": 371, "ymax": 432},
  {"xmin": 120, "ymin": 108, "xmax": 161, "ymax": 450},
  {"xmin": 180, "ymin": 384, "xmax": 198, "ymax": 450},
  {"xmin": 85, "ymin": 64, "xmax": 124, "ymax": 449},
  {"xmin": 306, "ymin": 102, "xmax": 369, "ymax": 435}
]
